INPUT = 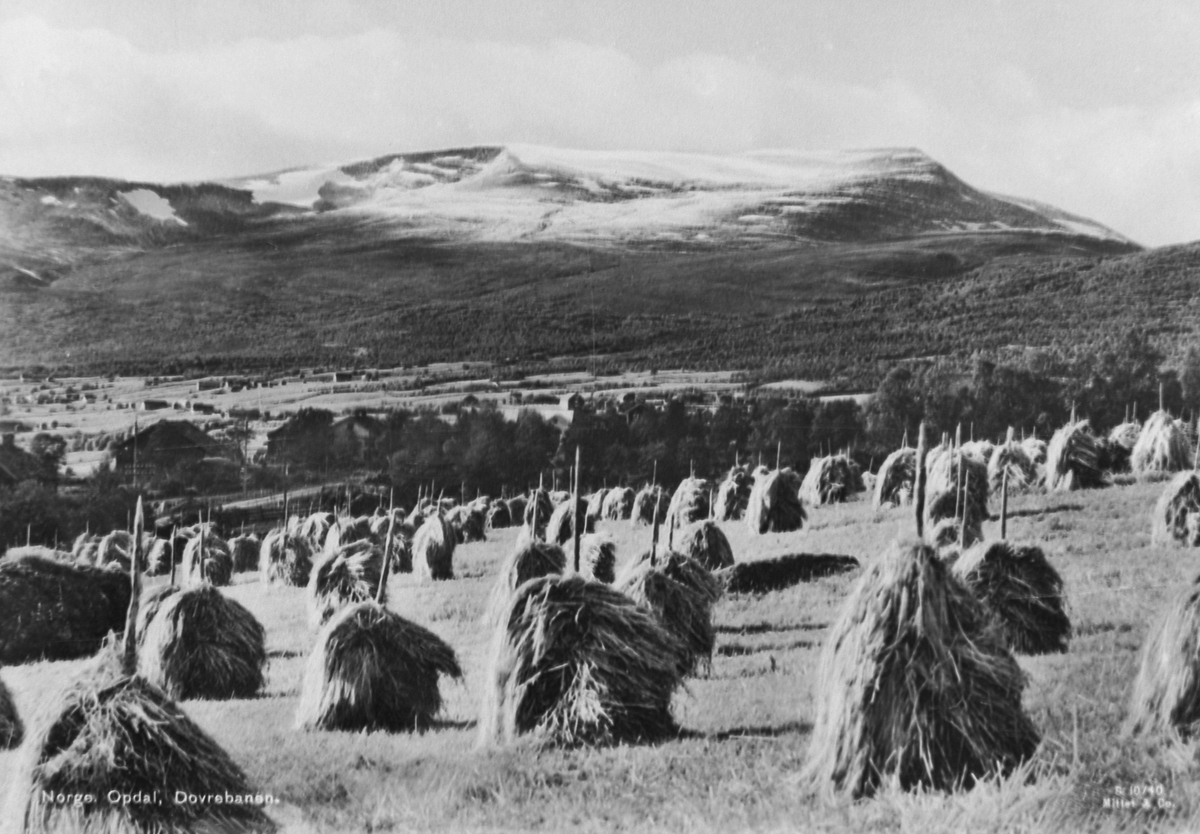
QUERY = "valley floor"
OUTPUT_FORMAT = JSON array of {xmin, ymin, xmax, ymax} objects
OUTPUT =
[{"xmin": 3, "ymin": 479, "xmax": 1200, "ymax": 833}]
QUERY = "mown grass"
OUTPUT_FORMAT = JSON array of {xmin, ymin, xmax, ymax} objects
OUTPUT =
[{"xmin": 3, "ymin": 479, "xmax": 1200, "ymax": 832}]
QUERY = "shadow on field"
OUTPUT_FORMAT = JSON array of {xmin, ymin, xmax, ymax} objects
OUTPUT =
[
  {"xmin": 716, "ymin": 622, "xmax": 828, "ymax": 635},
  {"xmin": 716, "ymin": 639, "xmax": 817, "ymax": 657},
  {"xmin": 718, "ymin": 554, "xmax": 859, "ymax": 594},
  {"xmin": 1004, "ymin": 503, "xmax": 1084, "ymax": 520},
  {"xmin": 681, "ymin": 720, "xmax": 811, "ymax": 741},
  {"xmin": 268, "ymin": 649, "xmax": 306, "ymax": 659}
]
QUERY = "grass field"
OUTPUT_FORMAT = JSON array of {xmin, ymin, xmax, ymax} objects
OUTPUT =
[{"xmin": 3, "ymin": 479, "xmax": 1200, "ymax": 832}]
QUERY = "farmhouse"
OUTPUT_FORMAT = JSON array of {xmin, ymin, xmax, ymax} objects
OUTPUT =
[
  {"xmin": 330, "ymin": 413, "xmax": 385, "ymax": 463},
  {"xmin": 109, "ymin": 420, "xmax": 233, "ymax": 482}
]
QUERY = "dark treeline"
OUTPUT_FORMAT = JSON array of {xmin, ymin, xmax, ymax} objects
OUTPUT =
[
  {"xmin": 0, "ymin": 469, "xmax": 140, "ymax": 552},
  {"xmin": 4, "ymin": 329, "xmax": 1198, "ymax": 549}
]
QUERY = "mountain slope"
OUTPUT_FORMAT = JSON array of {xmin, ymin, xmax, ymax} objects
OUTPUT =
[{"xmin": 0, "ymin": 144, "xmax": 1152, "ymax": 380}]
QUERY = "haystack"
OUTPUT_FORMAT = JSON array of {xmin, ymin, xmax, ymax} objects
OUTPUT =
[
  {"xmin": 602, "ymin": 487, "xmax": 634, "ymax": 521},
  {"xmin": 667, "ymin": 477, "xmax": 710, "ymax": 527},
  {"xmin": 1045, "ymin": 420, "xmax": 1104, "ymax": 491},
  {"xmin": 12, "ymin": 641, "xmax": 277, "ymax": 833},
  {"xmin": 299, "ymin": 511, "xmax": 334, "ymax": 549},
  {"xmin": 745, "ymin": 468, "xmax": 806, "ymax": 534},
  {"xmin": 713, "ymin": 466, "xmax": 752, "ymax": 521},
  {"xmin": 229, "ymin": 533, "xmax": 260, "ymax": 572},
  {"xmin": 923, "ymin": 450, "xmax": 989, "ymax": 550},
  {"xmin": 506, "ymin": 495, "xmax": 528, "ymax": 526},
  {"xmin": 181, "ymin": 534, "xmax": 233, "ymax": 587},
  {"xmin": 0, "ymin": 555, "xmax": 131, "ymax": 663},
  {"xmin": 483, "ymin": 538, "xmax": 566, "ymax": 628},
  {"xmin": 631, "ymin": 484, "xmax": 668, "ymax": 526},
  {"xmin": 486, "ymin": 499, "xmax": 513, "ymax": 531},
  {"xmin": 262, "ymin": 529, "xmax": 315, "ymax": 587},
  {"xmin": 586, "ymin": 489, "xmax": 609, "ymax": 522},
  {"xmin": 308, "ymin": 540, "xmax": 387, "ymax": 628},
  {"xmin": 960, "ymin": 440, "xmax": 995, "ymax": 465},
  {"xmin": 717, "ymin": 553, "xmax": 859, "ymax": 593},
  {"xmin": 579, "ymin": 534, "xmax": 617, "ymax": 584},
  {"xmin": 336, "ymin": 515, "xmax": 374, "ymax": 546},
  {"xmin": 71, "ymin": 531, "xmax": 99, "ymax": 565},
  {"xmin": 144, "ymin": 537, "xmax": 175, "ymax": 576},
  {"xmin": 1131, "ymin": 410, "xmax": 1192, "ymax": 477},
  {"xmin": 523, "ymin": 489, "xmax": 553, "ymax": 538},
  {"xmin": 294, "ymin": 600, "xmax": 461, "ymax": 732},
  {"xmin": 138, "ymin": 584, "xmax": 267, "ymax": 700},
  {"xmin": 988, "ymin": 441, "xmax": 1039, "ymax": 493},
  {"xmin": 545, "ymin": 497, "xmax": 593, "ymax": 547},
  {"xmin": 801, "ymin": 538, "xmax": 1040, "ymax": 797},
  {"xmin": 953, "ymin": 541, "xmax": 1070, "ymax": 655},
  {"xmin": 800, "ymin": 455, "xmax": 862, "ymax": 506},
  {"xmin": 0, "ymin": 674, "xmax": 22, "ymax": 749},
  {"xmin": 478, "ymin": 574, "xmax": 686, "ymax": 746},
  {"xmin": 1150, "ymin": 471, "xmax": 1200, "ymax": 546},
  {"xmin": 549, "ymin": 489, "xmax": 571, "ymax": 507},
  {"xmin": 615, "ymin": 550, "xmax": 723, "ymax": 675},
  {"xmin": 873, "ymin": 447, "xmax": 915, "ymax": 509},
  {"xmin": 134, "ymin": 584, "xmax": 181, "ymax": 651},
  {"xmin": 1124, "ymin": 578, "xmax": 1200, "ymax": 739},
  {"xmin": 413, "ymin": 513, "xmax": 456, "ymax": 581},
  {"xmin": 678, "ymin": 520, "xmax": 734, "ymax": 571},
  {"xmin": 1, "ymin": 545, "xmax": 71, "ymax": 563},
  {"xmin": 448, "ymin": 504, "xmax": 487, "ymax": 543},
  {"xmin": 1021, "ymin": 436, "xmax": 1047, "ymax": 468},
  {"xmin": 1107, "ymin": 421, "xmax": 1141, "ymax": 473},
  {"xmin": 94, "ymin": 530, "xmax": 134, "ymax": 571}
]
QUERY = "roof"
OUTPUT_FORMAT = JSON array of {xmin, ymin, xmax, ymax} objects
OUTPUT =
[{"xmin": 111, "ymin": 420, "xmax": 228, "ymax": 460}]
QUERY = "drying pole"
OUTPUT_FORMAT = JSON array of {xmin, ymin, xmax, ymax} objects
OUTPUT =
[
  {"xmin": 376, "ymin": 489, "xmax": 396, "ymax": 603},
  {"xmin": 1000, "ymin": 468, "xmax": 1009, "ymax": 540},
  {"xmin": 958, "ymin": 469, "xmax": 969, "ymax": 551},
  {"xmin": 123, "ymin": 498, "xmax": 145, "ymax": 675},
  {"xmin": 572, "ymin": 446, "xmax": 583, "ymax": 573},
  {"xmin": 914, "ymin": 422, "xmax": 928, "ymax": 539}
]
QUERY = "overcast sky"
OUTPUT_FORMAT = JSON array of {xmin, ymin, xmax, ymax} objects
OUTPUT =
[{"xmin": 1, "ymin": 0, "xmax": 1197, "ymax": 246}]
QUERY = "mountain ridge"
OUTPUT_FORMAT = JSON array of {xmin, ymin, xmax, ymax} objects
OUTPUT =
[{"xmin": 1, "ymin": 143, "xmax": 1172, "ymax": 383}]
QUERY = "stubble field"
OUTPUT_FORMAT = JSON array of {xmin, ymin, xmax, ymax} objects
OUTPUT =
[{"xmin": 3, "ymin": 479, "xmax": 1200, "ymax": 833}]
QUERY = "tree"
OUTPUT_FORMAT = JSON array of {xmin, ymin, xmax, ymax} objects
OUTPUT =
[
  {"xmin": 30, "ymin": 432, "xmax": 66, "ymax": 485},
  {"xmin": 1180, "ymin": 346, "xmax": 1200, "ymax": 415}
]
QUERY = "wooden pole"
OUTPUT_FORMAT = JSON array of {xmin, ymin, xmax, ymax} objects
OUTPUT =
[
  {"xmin": 198, "ymin": 511, "xmax": 206, "ymax": 584},
  {"xmin": 953, "ymin": 446, "xmax": 963, "ymax": 526},
  {"xmin": 1160, "ymin": 381, "xmax": 1165, "ymax": 414},
  {"xmin": 169, "ymin": 525, "xmax": 177, "ymax": 587},
  {"xmin": 376, "ymin": 489, "xmax": 396, "ymax": 603},
  {"xmin": 1000, "ymin": 467, "xmax": 1009, "ymax": 540},
  {"xmin": 958, "ymin": 469, "xmax": 969, "ymax": 551},
  {"xmin": 573, "ymin": 446, "xmax": 582, "ymax": 574},
  {"xmin": 914, "ymin": 422, "xmax": 928, "ymax": 539},
  {"xmin": 123, "ymin": 497, "xmax": 145, "ymax": 675},
  {"xmin": 650, "ymin": 498, "xmax": 661, "ymax": 567},
  {"xmin": 776, "ymin": 440, "xmax": 781, "ymax": 470}
]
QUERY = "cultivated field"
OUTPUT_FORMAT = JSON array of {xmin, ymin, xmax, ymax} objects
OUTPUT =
[{"xmin": 3, "ymin": 479, "xmax": 1199, "ymax": 833}]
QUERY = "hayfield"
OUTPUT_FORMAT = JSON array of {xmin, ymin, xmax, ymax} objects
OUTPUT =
[{"xmin": 3, "ymin": 480, "xmax": 1200, "ymax": 833}]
